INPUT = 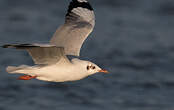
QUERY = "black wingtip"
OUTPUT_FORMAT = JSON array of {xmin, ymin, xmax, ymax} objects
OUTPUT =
[
  {"xmin": 66, "ymin": 0, "xmax": 93, "ymax": 16},
  {"xmin": 2, "ymin": 44, "xmax": 10, "ymax": 48},
  {"xmin": 1, "ymin": 44, "xmax": 34, "ymax": 49}
]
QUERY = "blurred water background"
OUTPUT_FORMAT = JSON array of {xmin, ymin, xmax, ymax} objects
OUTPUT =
[{"xmin": 0, "ymin": 0, "xmax": 174, "ymax": 110}]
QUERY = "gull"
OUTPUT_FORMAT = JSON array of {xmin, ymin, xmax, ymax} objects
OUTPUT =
[{"xmin": 2, "ymin": 0, "xmax": 108, "ymax": 82}]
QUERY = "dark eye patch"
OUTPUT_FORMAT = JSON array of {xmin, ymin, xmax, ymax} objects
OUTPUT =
[
  {"xmin": 87, "ymin": 66, "xmax": 90, "ymax": 70},
  {"xmin": 87, "ymin": 65, "xmax": 95, "ymax": 70}
]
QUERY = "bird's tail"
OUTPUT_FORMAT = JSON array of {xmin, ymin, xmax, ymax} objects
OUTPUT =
[{"xmin": 6, "ymin": 65, "xmax": 30, "ymax": 74}]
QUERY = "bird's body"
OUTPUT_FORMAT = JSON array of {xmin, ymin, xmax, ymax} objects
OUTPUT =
[
  {"xmin": 7, "ymin": 58, "xmax": 101, "ymax": 82},
  {"xmin": 3, "ymin": 0, "xmax": 108, "ymax": 82}
]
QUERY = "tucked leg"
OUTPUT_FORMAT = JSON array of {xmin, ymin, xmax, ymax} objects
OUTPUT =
[{"xmin": 18, "ymin": 75, "xmax": 37, "ymax": 80}]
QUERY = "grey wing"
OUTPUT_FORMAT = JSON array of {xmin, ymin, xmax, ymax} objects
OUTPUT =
[
  {"xmin": 50, "ymin": 0, "xmax": 95, "ymax": 56},
  {"xmin": 3, "ymin": 44, "xmax": 70, "ymax": 65}
]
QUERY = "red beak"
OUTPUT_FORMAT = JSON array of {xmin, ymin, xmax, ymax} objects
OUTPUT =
[{"xmin": 99, "ymin": 69, "xmax": 109, "ymax": 73}]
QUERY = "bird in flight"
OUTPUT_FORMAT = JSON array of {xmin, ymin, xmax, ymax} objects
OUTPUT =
[{"xmin": 3, "ymin": 0, "xmax": 108, "ymax": 82}]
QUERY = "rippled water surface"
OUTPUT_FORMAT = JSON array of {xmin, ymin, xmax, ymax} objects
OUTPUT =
[{"xmin": 0, "ymin": 0, "xmax": 174, "ymax": 110}]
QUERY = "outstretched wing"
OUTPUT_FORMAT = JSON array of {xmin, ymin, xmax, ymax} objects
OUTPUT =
[
  {"xmin": 50, "ymin": 0, "xmax": 95, "ymax": 56},
  {"xmin": 3, "ymin": 44, "xmax": 70, "ymax": 65}
]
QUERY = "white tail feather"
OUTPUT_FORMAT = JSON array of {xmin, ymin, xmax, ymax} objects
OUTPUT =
[{"xmin": 6, "ymin": 65, "xmax": 29, "ymax": 73}]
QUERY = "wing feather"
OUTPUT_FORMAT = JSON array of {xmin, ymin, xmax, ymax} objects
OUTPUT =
[
  {"xmin": 3, "ymin": 44, "xmax": 70, "ymax": 65},
  {"xmin": 50, "ymin": 0, "xmax": 95, "ymax": 56}
]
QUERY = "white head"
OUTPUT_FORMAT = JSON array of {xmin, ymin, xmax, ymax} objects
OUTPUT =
[{"xmin": 72, "ymin": 58, "xmax": 108, "ymax": 75}]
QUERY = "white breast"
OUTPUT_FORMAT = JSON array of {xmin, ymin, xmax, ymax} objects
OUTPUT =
[{"xmin": 35, "ymin": 63, "xmax": 88, "ymax": 82}]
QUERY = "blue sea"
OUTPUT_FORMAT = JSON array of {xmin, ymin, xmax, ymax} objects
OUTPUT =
[{"xmin": 0, "ymin": 0, "xmax": 174, "ymax": 110}]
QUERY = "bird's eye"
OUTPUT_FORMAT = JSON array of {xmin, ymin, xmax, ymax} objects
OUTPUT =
[{"xmin": 92, "ymin": 66, "xmax": 96, "ymax": 69}]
